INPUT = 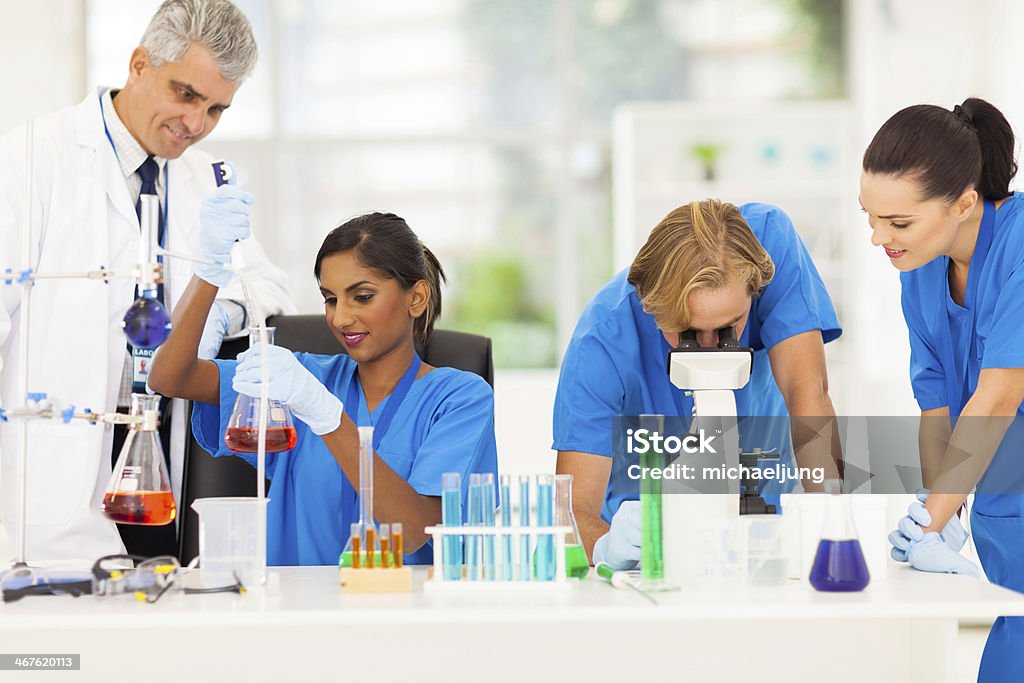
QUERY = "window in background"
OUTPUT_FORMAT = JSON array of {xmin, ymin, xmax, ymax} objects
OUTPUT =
[{"xmin": 86, "ymin": 0, "xmax": 844, "ymax": 369}]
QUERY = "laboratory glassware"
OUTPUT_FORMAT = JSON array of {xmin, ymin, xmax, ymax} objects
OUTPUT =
[
  {"xmin": 392, "ymin": 523, "xmax": 404, "ymax": 568},
  {"xmin": 223, "ymin": 327, "xmax": 297, "ymax": 453},
  {"xmin": 441, "ymin": 472, "xmax": 463, "ymax": 580},
  {"xmin": 480, "ymin": 473, "xmax": 496, "ymax": 579},
  {"xmin": 499, "ymin": 474, "xmax": 513, "ymax": 580},
  {"xmin": 466, "ymin": 474, "xmax": 486, "ymax": 580},
  {"xmin": 340, "ymin": 427, "xmax": 379, "ymax": 567},
  {"xmin": 639, "ymin": 414, "xmax": 665, "ymax": 583},
  {"xmin": 518, "ymin": 475, "xmax": 531, "ymax": 581},
  {"xmin": 101, "ymin": 394, "xmax": 176, "ymax": 525},
  {"xmin": 809, "ymin": 480, "xmax": 870, "ymax": 592},
  {"xmin": 535, "ymin": 474, "xmax": 555, "ymax": 580},
  {"xmin": 121, "ymin": 294, "xmax": 172, "ymax": 350},
  {"xmin": 554, "ymin": 474, "xmax": 589, "ymax": 579}
]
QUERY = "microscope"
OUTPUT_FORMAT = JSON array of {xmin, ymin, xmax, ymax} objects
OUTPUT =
[{"xmin": 659, "ymin": 326, "xmax": 776, "ymax": 585}]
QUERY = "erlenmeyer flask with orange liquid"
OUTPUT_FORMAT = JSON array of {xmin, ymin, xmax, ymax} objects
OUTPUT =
[
  {"xmin": 224, "ymin": 326, "xmax": 297, "ymax": 453},
  {"xmin": 101, "ymin": 393, "xmax": 177, "ymax": 525}
]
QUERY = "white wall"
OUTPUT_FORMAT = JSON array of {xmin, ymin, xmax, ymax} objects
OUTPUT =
[
  {"xmin": 842, "ymin": 0, "xmax": 1024, "ymax": 415},
  {"xmin": 0, "ymin": 0, "xmax": 84, "ymax": 134}
]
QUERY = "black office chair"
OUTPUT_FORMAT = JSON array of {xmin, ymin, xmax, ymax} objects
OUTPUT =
[{"xmin": 177, "ymin": 314, "xmax": 493, "ymax": 563}]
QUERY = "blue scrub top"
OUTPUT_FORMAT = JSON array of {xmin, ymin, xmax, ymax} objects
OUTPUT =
[
  {"xmin": 193, "ymin": 353, "xmax": 499, "ymax": 566},
  {"xmin": 552, "ymin": 202, "xmax": 842, "ymax": 522},
  {"xmin": 901, "ymin": 192, "xmax": 1024, "ymax": 515}
]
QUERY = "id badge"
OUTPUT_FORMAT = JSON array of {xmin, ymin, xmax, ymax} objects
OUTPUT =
[{"xmin": 131, "ymin": 346, "xmax": 156, "ymax": 394}]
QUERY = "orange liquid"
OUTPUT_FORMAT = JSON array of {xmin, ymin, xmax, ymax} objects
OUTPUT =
[
  {"xmin": 101, "ymin": 490, "xmax": 177, "ymax": 525},
  {"xmin": 224, "ymin": 426, "xmax": 297, "ymax": 453}
]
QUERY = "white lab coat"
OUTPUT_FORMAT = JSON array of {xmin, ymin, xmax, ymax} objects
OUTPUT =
[{"xmin": 0, "ymin": 89, "xmax": 294, "ymax": 563}]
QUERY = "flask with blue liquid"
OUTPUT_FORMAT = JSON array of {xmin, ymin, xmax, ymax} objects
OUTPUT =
[{"xmin": 809, "ymin": 479, "xmax": 870, "ymax": 592}]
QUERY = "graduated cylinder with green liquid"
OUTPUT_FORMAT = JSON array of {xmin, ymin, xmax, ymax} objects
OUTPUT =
[{"xmin": 639, "ymin": 414, "xmax": 664, "ymax": 582}]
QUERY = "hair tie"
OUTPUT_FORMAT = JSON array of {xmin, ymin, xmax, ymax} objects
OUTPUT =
[{"xmin": 952, "ymin": 104, "xmax": 976, "ymax": 131}]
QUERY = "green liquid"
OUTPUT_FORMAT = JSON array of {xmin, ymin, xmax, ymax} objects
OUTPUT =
[
  {"xmin": 565, "ymin": 544, "xmax": 590, "ymax": 579},
  {"xmin": 531, "ymin": 543, "xmax": 591, "ymax": 579},
  {"xmin": 640, "ymin": 447, "xmax": 664, "ymax": 580},
  {"xmin": 338, "ymin": 550, "xmax": 388, "ymax": 568}
]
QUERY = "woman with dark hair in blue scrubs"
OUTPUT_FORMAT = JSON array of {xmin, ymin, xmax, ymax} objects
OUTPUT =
[
  {"xmin": 863, "ymin": 97, "xmax": 1024, "ymax": 682},
  {"xmin": 150, "ymin": 212, "xmax": 497, "ymax": 566}
]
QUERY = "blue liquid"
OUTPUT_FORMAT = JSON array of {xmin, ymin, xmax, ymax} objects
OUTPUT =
[
  {"xmin": 441, "ymin": 488, "xmax": 463, "ymax": 581},
  {"xmin": 809, "ymin": 539, "xmax": 870, "ymax": 592},
  {"xmin": 481, "ymin": 483, "xmax": 496, "ymax": 580},
  {"xmin": 519, "ymin": 479, "xmax": 531, "ymax": 581},
  {"xmin": 122, "ymin": 296, "xmax": 172, "ymax": 349},
  {"xmin": 535, "ymin": 481, "xmax": 555, "ymax": 580},
  {"xmin": 466, "ymin": 483, "xmax": 484, "ymax": 581},
  {"xmin": 500, "ymin": 481, "xmax": 513, "ymax": 580}
]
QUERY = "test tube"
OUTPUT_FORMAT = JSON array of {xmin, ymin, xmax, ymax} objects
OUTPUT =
[
  {"xmin": 535, "ymin": 474, "xmax": 555, "ymax": 580},
  {"xmin": 365, "ymin": 526, "xmax": 377, "ymax": 569},
  {"xmin": 500, "ymin": 475, "xmax": 513, "ymax": 580},
  {"xmin": 480, "ymin": 473, "xmax": 496, "ymax": 580},
  {"xmin": 441, "ymin": 472, "xmax": 463, "ymax": 581},
  {"xmin": 392, "ymin": 523, "xmax": 404, "ymax": 569},
  {"xmin": 349, "ymin": 523, "xmax": 362, "ymax": 569},
  {"xmin": 467, "ymin": 474, "xmax": 486, "ymax": 581},
  {"xmin": 379, "ymin": 524, "xmax": 392, "ymax": 569},
  {"xmin": 518, "ymin": 475, "xmax": 531, "ymax": 581}
]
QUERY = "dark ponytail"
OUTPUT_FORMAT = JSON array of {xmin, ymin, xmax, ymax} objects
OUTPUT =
[
  {"xmin": 314, "ymin": 212, "xmax": 446, "ymax": 347},
  {"xmin": 862, "ymin": 97, "xmax": 1017, "ymax": 202}
]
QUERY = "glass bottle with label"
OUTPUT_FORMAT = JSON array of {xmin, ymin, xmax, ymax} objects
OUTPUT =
[
  {"xmin": 224, "ymin": 327, "xmax": 297, "ymax": 453},
  {"xmin": 101, "ymin": 393, "xmax": 176, "ymax": 525}
]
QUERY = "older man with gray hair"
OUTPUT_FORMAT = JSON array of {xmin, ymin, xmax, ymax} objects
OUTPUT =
[{"xmin": 0, "ymin": 0, "xmax": 294, "ymax": 564}]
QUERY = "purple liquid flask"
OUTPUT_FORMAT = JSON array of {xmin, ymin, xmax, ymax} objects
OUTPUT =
[
  {"xmin": 808, "ymin": 479, "xmax": 870, "ymax": 592},
  {"xmin": 122, "ymin": 293, "xmax": 172, "ymax": 349}
]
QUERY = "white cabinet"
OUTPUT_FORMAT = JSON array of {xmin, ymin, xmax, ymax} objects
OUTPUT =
[{"xmin": 611, "ymin": 100, "xmax": 855, "ymax": 404}]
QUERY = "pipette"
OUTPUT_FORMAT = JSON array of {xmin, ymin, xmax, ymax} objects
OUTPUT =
[{"xmin": 595, "ymin": 562, "xmax": 657, "ymax": 605}]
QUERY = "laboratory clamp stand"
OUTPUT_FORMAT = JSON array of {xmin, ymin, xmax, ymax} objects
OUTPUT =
[{"xmin": 0, "ymin": 122, "xmax": 275, "ymax": 589}]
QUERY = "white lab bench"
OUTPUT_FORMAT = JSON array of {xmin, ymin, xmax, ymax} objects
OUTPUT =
[{"xmin": 1, "ymin": 565, "xmax": 1022, "ymax": 683}]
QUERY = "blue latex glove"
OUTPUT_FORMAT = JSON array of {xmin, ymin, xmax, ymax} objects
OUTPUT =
[
  {"xmin": 232, "ymin": 343, "xmax": 343, "ymax": 435},
  {"xmin": 888, "ymin": 489, "xmax": 968, "ymax": 562},
  {"xmin": 198, "ymin": 301, "xmax": 230, "ymax": 360},
  {"xmin": 906, "ymin": 531, "xmax": 980, "ymax": 578},
  {"xmin": 196, "ymin": 184, "xmax": 254, "ymax": 288},
  {"xmin": 592, "ymin": 500, "xmax": 641, "ymax": 571}
]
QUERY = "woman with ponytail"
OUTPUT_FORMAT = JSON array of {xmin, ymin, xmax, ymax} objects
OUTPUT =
[
  {"xmin": 150, "ymin": 212, "xmax": 497, "ymax": 566},
  {"xmin": 863, "ymin": 98, "xmax": 1023, "ymax": 680}
]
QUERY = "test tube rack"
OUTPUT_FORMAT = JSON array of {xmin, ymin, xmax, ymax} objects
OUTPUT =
[
  {"xmin": 339, "ymin": 565, "xmax": 414, "ymax": 594},
  {"xmin": 422, "ymin": 524, "xmax": 575, "ymax": 592}
]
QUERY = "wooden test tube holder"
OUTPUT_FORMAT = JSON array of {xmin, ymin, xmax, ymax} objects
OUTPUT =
[{"xmin": 339, "ymin": 565, "xmax": 413, "ymax": 593}]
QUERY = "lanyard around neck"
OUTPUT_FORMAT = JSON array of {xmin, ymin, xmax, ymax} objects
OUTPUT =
[
  {"xmin": 98, "ymin": 91, "xmax": 169, "ymax": 249},
  {"xmin": 345, "ymin": 354, "xmax": 422, "ymax": 451}
]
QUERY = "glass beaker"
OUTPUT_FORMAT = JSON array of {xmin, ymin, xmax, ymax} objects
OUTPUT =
[
  {"xmin": 191, "ymin": 496, "xmax": 268, "ymax": 587},
  {"xmin": 555, "ymin": 474, "xmax": 589, "ymax": 579},
  {"xmin": 224, "ymin": 327, "xmax": 297, "ymax": 453},
  {"xmin": 808, "ymin": 480, "xmax": 870, "ymax": 592},
  {"xmin": 101, "ymin": 394, "xmax": 177, "ymax": 525}
]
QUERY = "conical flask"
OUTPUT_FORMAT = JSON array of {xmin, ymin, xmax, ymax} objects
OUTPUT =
[
  {"xmin": 808, "ymin": 479, "xmax": 870, "ymax": 592},
  {"xmin": 101, "ymin": 394, "xmax": 177, "ymax": 525},
  {"xmin": 224, "ymin": 326, "xmax": 297, "ymax": 453},
  {"xmin": 555, "ymin": 474, "xmax": 589, "ymax": 579}
]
